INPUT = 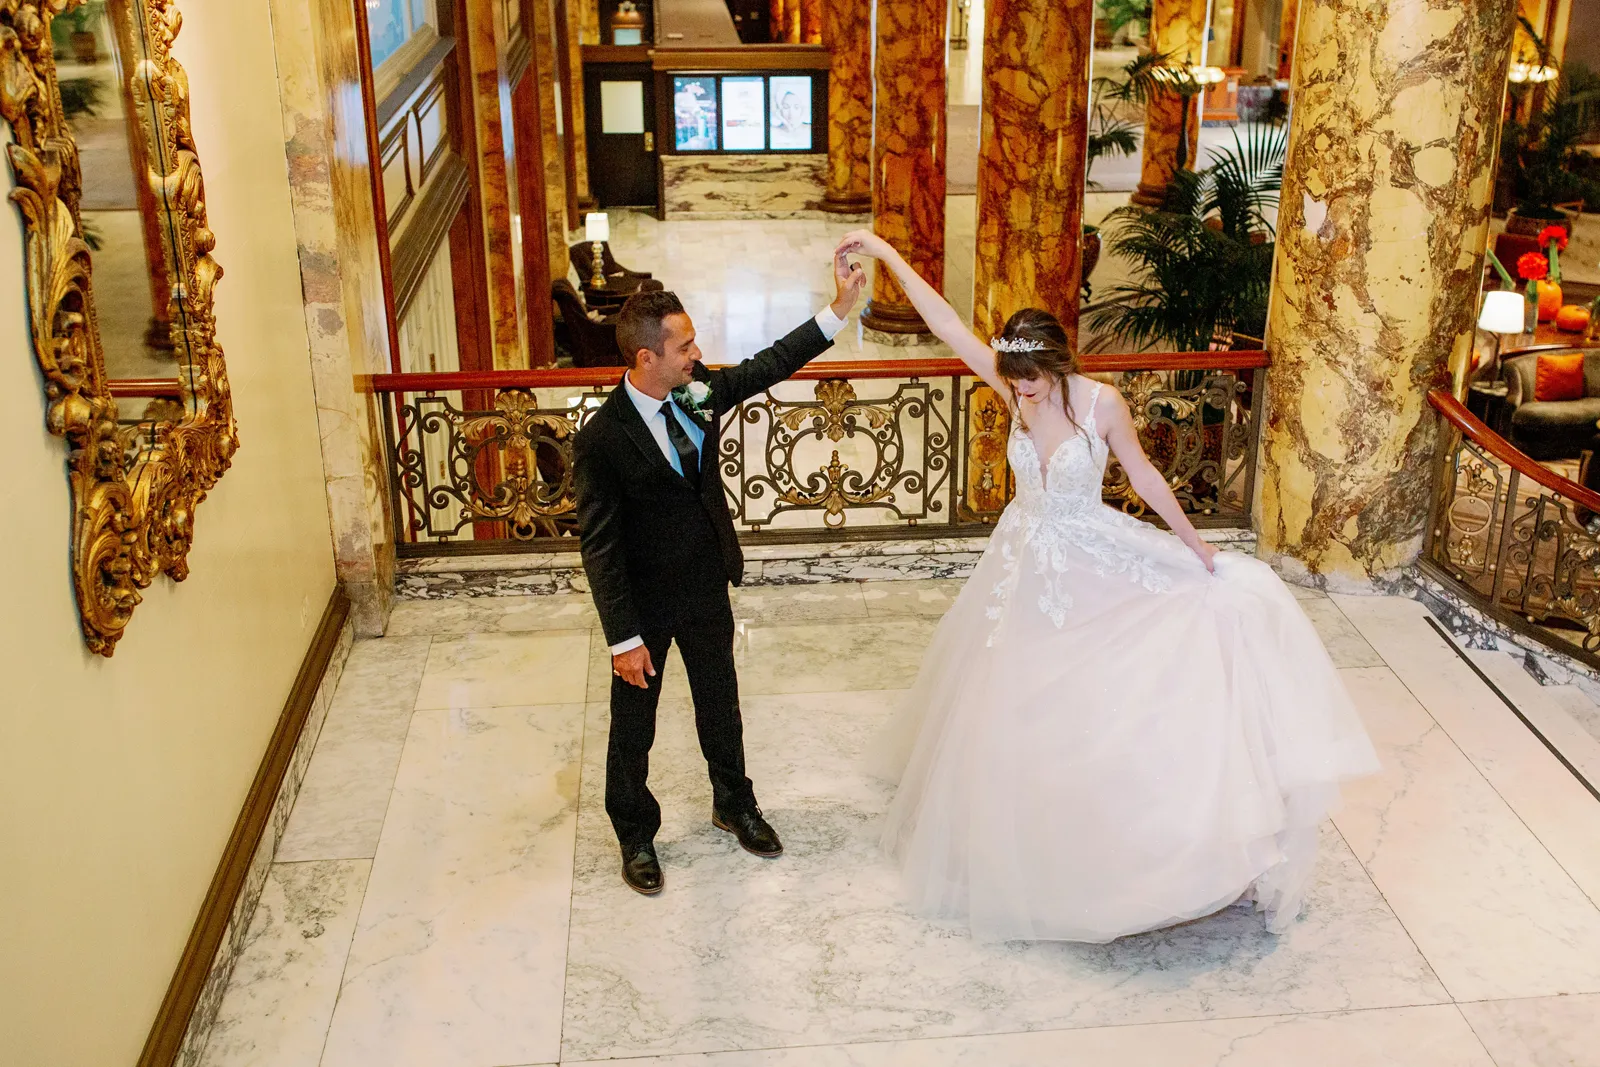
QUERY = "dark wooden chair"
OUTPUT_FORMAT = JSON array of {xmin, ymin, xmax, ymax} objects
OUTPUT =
[{"xmin": 552, "ymin": 280, "xmax": 624, "ymax": 367}]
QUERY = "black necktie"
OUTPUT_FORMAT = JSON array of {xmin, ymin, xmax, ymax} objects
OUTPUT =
[{"xmin": 659, "ymin": 401, "xmax": 701, "ymax": 486}]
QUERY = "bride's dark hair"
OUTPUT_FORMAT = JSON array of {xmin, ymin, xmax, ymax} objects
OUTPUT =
[{"xmin": 992, "ymin": 308, "xmax": 1082, "ymax": 433}]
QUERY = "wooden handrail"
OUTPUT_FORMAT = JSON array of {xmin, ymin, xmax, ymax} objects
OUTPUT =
[
  {"xmin": 108, "ymin": 378, "xmax": 184, "ymax": 399},
  {"xmin": 1427, "ymin": 387, "xmax": 1600, "ymax": 515},
  {"xmin": 366, "ymin": 350, "xmax": 1271, "ymax": 394}
]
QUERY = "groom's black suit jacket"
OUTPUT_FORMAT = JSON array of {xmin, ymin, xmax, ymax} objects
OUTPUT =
[{"xmin": 574, "ymin": 318, "xmax": 834, "ymax": 646}]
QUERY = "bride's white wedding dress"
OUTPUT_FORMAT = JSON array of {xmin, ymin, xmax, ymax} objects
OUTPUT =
[{"xmin": 868, "ymin": 380, "xmax": 1379, "ymax": 943}]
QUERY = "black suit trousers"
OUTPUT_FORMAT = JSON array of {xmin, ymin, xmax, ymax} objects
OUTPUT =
[{"xmin": 605, "ymin": 591, "xmax": 756, "ymax": 847}]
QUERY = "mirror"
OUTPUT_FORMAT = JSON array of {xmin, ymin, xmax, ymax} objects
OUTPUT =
[{"xmin": 1, "ymin": 0, "xmax": 236, "ymax": 655}]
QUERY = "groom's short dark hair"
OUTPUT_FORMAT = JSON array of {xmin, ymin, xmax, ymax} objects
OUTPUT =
[{"xmin": 616, "ymin": 290, "xmax": 686, "ymax": 366}]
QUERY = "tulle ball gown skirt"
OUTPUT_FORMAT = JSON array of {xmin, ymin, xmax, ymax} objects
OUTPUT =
[{"xmin": 867, "ymin": 513, "xmax": 1379, "ymax": 944}]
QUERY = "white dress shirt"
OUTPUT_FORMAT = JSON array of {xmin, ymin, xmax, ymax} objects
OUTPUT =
[{"xmin": 609, "ymin": 306, "xmax": 849, "ymax": 656}]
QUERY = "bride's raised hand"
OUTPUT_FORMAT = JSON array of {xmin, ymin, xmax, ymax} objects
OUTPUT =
[{"xmin": 835, "ymin": 229, "xmax": 894, "ymax": 261}]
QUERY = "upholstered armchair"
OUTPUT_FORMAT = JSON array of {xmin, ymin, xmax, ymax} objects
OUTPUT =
[
  {"xmin": 552, "ymin": 280, "xmax": 625, "ymax": 367},
  {"xmin": 1501, "ymin": 347, "xmax": 1600, "ymax": 459}
]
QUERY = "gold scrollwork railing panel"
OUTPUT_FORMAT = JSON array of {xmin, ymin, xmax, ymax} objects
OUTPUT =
[
  {"xmin": 374, "ymin": 360, "xmax": 1263, "ymax": 554},
  {"xmin": 1426, "ymin": 389, "xmax": 1600, "ymax": 667},
  {"xmin": 1, "ymin": 0, "xmax": 235, "ymax": 655}
]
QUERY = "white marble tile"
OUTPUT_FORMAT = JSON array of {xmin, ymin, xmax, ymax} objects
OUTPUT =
[
  {"xmin": 1459, "ymin": 993, "xmax": 1600, "ymax": 1067},
  {"xmin": 586, "ymin": 617, "xmax": 939, "ymax": 706},
  {"xmin": 413, "ymin": 630, "xmax": 590, "ymax": 709},
  {"xmin": 1297, "ymin": 598, "xmax": 1384, "ymax": 668},
  {"xmin": 1334, "ymin": 596, "xmax": 1600, "ymax": 909},
  {"xmin": 319, "ymin": 703, "xmax": 585, "ymax": 1067},
  {"xmin": 1334, "ymin": 665, "xmax": 1600, "ymax": 1001},
  {"xmin": 1289, "ymin": 584, "xmax": 1328, "ymax": 601},
  {"xmin": 860, "ymin": 579, "xmax": 968, "ymax": 617},
  {"xmin": 730, "ymin": 583, "xmax": 868, "ymax": 625},
  {"xmin": 564, "ymin": 1004, "xmax": 1494, "ymax": 1066},
  {"xmin": 562, "ymin": 688, "xmax": 1446, "ymax": 1062},
  {"xmin": 385, "ymin": 593, "xmax": 597, "ymax": 636},
  {"xmin": 277, "ymin": 637, "xmax": 432, "ymax": 862},
  {"xmin": 197, "ymin": 860, "xmax": 370, "ymax": 1067}
]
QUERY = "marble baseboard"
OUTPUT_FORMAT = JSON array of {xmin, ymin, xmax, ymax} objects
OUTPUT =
[
  {"xmin": 1406, "ymin": 567, "xmax": 1600, "ymax": 706},
  {"xmin": 394, "ymin": 530, "xmax": 1259, "ymax": 600},
  {"xmin": 178, "ymin": 617, "xmax": 357, "ymax": 1067},
  {"xmin": 664, "ymin": 210, "xmax": 866, "ymax": 221}
]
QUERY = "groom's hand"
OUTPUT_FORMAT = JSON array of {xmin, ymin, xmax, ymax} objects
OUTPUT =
[
  {"xmin": 830, "ymin": 249, "xmax": 867, "ymax": 319},
  {"xmin": 613, "ymin": 645, "xmax": 656, "ymax": 689}
]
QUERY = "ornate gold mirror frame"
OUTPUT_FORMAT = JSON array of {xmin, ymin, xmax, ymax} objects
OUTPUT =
[{"xmin": 0, "ymin": 0, "xmax": 235, "ymax": 655}]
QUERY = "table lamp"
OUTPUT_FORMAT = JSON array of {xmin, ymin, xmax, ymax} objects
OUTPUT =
[
  {"xmin": 1478, "ymin": 289, "xmax": 1524, "ymax": 378},
  {"xmin": 584, "ymin": 212, "xmax": 610, "ymax": 289}
]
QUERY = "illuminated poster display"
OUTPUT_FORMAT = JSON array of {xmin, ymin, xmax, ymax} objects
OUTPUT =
[
  {"xmin": 768, "ymin": 76, "xmax": 813, "ymax": 150},
  {"xmin": 673, "ymin": 76, "xmax": 718, "ymax": 150},
  {"xmin": 720, "ymin": 76, "xmax": 766, "ymax": 151}
]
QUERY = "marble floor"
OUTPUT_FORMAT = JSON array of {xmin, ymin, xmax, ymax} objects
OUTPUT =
[{"xmin": 198, "ymin": 582, "xmax": 1600, "ymax": 1067}]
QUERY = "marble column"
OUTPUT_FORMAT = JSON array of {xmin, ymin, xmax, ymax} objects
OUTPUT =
[
  {"xmin": 559, "ymin": 0, "xmax": 595, "ymax": 213},
  {"xmin": 1275, "ymin": 0, "xmax": 1301, "ymax": 80},
  {"xmin": 267, "ymin": 0, "xmax": 397, "ymax": 634},
  {"xmin": 1129, "ymin": 0, "xmax": 1208, "ymax": 207},
  {"xmin": 532, "ymin": 0, "xmax": 572, "ymax": 284},
  {"xmin": 800, "ymin": 0, "xmax": 823, "ymax": 42},
  {"xmin": 861, "ymin": 0, "xmax": 948, "ymax": 342},
  {"xmin": 465, "ymin": 0, "xmax": 525, "ymax": 367},
  {"xmin": 1257, "ymin": 0, "xmax": 1518, "ymax": 587},
  {"xmin": 971, "ymin": 0, "xmax": 1094, "ymax": 345},
  {"xmin": 580, "ymin": 0, "xmax": 600, "ymax": 42},
  {"xmin": 820, "ymin": 0, "xmax": 872, "ymax": 213},
  {"xmin": 770, "ymin": 0, "xmax": 791, "ymax": 42}
]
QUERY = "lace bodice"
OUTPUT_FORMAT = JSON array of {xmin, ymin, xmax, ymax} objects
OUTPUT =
[
  {"xmin": 985, "ymin": 381, "xmax": 1173, "ymax": 643},
  {"xmin": 1007, "ymin": 383, "xmax": 1111, "ymax": 514}
]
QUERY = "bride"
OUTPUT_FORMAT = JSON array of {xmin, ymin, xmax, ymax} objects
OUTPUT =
[{"xmin": 836, "ymin": 230, "xmax": 1379, "ymax": 943}]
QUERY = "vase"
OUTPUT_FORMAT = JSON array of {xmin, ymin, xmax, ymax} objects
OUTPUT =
[{"xmin": 1538, "ymin": 280, "xmax": 1564, "ymax": 323}]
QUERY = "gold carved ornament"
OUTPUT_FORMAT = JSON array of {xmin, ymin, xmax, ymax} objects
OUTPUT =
[{"xmin": 0, "ymin": 0, "xmax": 236, "ymax": 655}]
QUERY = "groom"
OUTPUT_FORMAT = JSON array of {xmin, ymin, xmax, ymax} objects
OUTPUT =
[{"xmin": 573, "ymin": 252, "xmax": 866, "ymax": 894}]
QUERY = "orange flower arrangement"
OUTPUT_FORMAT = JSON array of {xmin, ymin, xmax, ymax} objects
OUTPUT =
[{"xmin": 1518, "ymin": 252, "xmax": 1550, "ymax": 281}]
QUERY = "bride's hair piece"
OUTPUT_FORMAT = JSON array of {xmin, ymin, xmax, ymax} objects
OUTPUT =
[
  {"xmin": 993, "ymin": 308, "xmax": 1082, "ymax": 433},
  {"xmin": 990, "ymin": 336, "xmax": 1047, "ymax": 354}
]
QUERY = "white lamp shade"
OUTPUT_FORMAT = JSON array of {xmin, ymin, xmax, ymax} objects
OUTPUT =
[
  {"xmin": 1478, "ymin": 290, "xmax": 1524, "ymax": 335},
  {"xmin": 584, "ymin": 212, "xmax": 610, "ymax": 243}
]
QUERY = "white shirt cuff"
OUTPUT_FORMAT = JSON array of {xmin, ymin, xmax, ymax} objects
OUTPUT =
[
  {"xmin": 609, "ymin": 635, "xmax": 645, "ymax": 655},
  {"xmin": 814, "ymin": 305, "xmax": 848, "ymax": 340}
]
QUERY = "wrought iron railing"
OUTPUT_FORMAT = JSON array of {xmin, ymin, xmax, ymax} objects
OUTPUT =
[
  {"xmin": 370, "ymin": 351, "xmax": 1269, "ymax": 557},
  {"xmin": 1426, "ymin": 386, "xmax": 1600, "ymax": 667}
]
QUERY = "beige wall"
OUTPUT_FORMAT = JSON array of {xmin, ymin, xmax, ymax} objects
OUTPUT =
[{"xmin": 0, "ymin": 1, "xmax": 338, "ymax": 1064}]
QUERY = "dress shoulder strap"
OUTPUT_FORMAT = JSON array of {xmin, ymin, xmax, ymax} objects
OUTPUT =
[{"xmin": 1081, "ymin": 380, "xmax": 1104, "ymax": 439}]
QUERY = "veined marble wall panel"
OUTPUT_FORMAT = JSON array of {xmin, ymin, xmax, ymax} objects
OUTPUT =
[
  {"xmin": 269, "ymin": 0, "xmax": 398, "ymax": 635},
  {"xmin": 662, "ymin": 154, "xmax": 845, "ymax": 219}
]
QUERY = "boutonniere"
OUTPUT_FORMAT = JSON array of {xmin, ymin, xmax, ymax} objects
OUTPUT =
[{"xmin": 672, "ymin": 380, "xmax": 713, "ymax": 420}]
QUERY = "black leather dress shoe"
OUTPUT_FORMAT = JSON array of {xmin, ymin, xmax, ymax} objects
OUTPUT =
[
  {"xmin": 621, "ymin": 843, "xmax": 663, "ymax": 895},
  {"xmin": 713, "ymin": 807, "xmax": 783, "ymax": 857}
]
